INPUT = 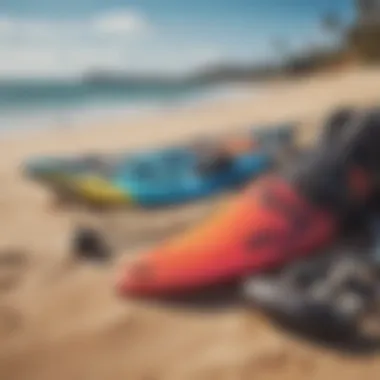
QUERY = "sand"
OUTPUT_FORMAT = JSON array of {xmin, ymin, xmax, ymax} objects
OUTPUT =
[{"xmin": 1, "ymin": 67, "xmax": 380, "ymax": 380}]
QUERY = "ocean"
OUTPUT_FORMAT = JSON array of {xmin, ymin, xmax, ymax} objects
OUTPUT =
[{"xmin": 0, "ymin": 79, "xmax": 252, "ymax": 134}]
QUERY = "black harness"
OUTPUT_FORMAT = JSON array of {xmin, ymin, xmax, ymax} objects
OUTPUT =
[{"xmin": 286, "ymin": 109, "xmax": 380, "ymax": 218}]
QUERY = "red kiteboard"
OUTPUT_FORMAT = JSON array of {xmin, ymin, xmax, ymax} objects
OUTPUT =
[{"xmin": 115, "ymin": 175, "xmax": 338, "ymax": 296}]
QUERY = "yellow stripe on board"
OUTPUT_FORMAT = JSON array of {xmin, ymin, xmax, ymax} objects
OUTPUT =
[{"xmin": 74, "ymin": 175, "xmax": 133, "ymax": 205}]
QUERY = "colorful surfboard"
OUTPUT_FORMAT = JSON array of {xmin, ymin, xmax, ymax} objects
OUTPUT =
[
  {"xmin": 23, "ymin": 123, "xmax": 296, "ymax": 207},
  {"xmin": 116, "ymin": 175, "xmax": 337, "ymax": 296}
]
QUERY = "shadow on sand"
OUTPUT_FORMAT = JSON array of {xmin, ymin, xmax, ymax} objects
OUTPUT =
[
  {"xmin": 264, "ymin": 310, "xmax": 380, "ymax": 356},
  {"xmin": 130, "ymin": 280, "xmax": 244, "ymax": 311},
  {"xmin": 135, "ymin": 280, "xmax": 380, "ymax": 357}
]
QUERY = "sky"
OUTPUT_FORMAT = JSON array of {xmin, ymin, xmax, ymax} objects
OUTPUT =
[{"xmin": 0, "ymin": 0, "xmax": 356, "ymax": 78}]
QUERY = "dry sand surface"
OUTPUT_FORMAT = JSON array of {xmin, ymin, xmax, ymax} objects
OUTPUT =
[{"xmin": 1, "ymin": 67, "xmax": 380, "ymax": 380}]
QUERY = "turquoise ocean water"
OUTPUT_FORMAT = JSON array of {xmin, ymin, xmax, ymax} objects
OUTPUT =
[{"xmin": 0, "ymin": 79, "xmax": 244, "ymax": 133}]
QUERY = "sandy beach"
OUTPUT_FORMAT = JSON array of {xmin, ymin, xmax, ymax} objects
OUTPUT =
[{"xmin": 1, "ymin": 67, "xmax": 380, "ymax": 380}]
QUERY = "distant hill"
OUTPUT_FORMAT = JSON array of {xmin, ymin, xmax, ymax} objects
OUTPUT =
[
  {"xmin": 82, "ymin": 49, "xmax": 348, "ymax": 88},
  {"xmin": 188, "ymin": 63, "xmax": 279, "ymax": 84},
  {"xmin": 82, "ymin": 70, "xmax": 182, "ymax": 87},
  {"xmin": 82, "ymin": 62, "xmax": 279, "ymax": 88}
]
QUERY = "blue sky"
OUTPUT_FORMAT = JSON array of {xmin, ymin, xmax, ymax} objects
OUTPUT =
[{"xmin": 0, "ymin": 0, "xmax": 355, "ymax": 78}]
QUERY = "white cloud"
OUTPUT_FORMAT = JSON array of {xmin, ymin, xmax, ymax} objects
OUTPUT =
[
  {"xmin": 0, "ymin": 11, "xmax": 228, "ymax": 78},
  {"xmin": 0, "ymin": 9, "xmax": 149, "ymax": 41},
  {"xmin": 124, "ymin": 47, "xmax": 227, "ymax": 75},
  {"xmin": 0, "ymin": 17, "xmax": 12, "ymax": 33},
  {"xmin": 0, "ymin": 43, "xmax": 227, "ymax": 78},
  {"xmin": 91, "ymin": 10, "xmax": 149, "ymax": 36},
  {"xmin": 0, "ymin": 10, "xmax": 152, "ymax": 77},
  {"xmin": 0, "ymin": 44, "xmax": 128, "ymax": 78}
]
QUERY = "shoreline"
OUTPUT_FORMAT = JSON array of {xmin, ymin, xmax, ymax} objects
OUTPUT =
[
  {"xmin": 0, "ymin": 82, "xmax": 268, "ymax": 163},
  {"xmin": 0, "ymin": 81, "xmax": 262, "ymax": 138},
  {"xmin": 2, "ymin": 66, "xmax": 380, "ymax": 162}
]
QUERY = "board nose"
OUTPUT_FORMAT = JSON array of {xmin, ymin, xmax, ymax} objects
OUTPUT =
[{"xmin": 115, "ymin": 257, "xmax": 159, "ymax": 296}]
